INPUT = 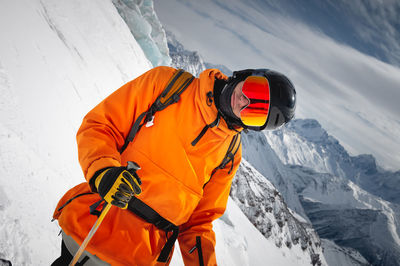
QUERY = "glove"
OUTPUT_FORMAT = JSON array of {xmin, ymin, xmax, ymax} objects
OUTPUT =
[{"xmin": 94, "ymin": 162, "xmax": 142, "ymax": 209}]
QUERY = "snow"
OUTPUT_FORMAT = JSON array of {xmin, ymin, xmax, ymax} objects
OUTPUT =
[
  {"xmin": 0, "ymin": 0, "xmax": 151, "ymax": 264},
  {"xmin": 230, "ymin": 160, "xmax": 326, "ymax": 265},
  {"xmin": 215, "ymin": 197, "xmax": 318, "ymax": 266},
  {"xmin": 321, "ymin": 239, "xmax": 370, "ymax": 266},
  {"xmin": 0, "ymin": 0, "xmax": 152, "ymax": 180},
  {"xmin": 0, "ymin": 123, "xmax": 64, "ymax": 264},
  {"xmin": 241, "ymin": 131, "xmax": 307, "ymax": 218},
  {"xmin": 171, "ymin": 195, "xmax": 320, "ymax": 266}
]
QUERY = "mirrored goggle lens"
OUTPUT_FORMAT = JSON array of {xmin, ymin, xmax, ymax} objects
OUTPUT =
[{"xmin": 240, "ymin": 76, "xmax": 270, "ymax": 127}]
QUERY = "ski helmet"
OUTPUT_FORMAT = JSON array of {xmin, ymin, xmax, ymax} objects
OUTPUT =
[{"xmin": 218, "ymin": 69, "xmax": 296, "ymax": 131}]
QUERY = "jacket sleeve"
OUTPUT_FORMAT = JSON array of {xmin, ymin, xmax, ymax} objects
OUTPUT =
[
  {"xmin": 178, "ymin": 142, "xmax": 242, "ymax": 266},
  {"xmin": 76, "ymin": 66, "xmax": 176, "ymax": 182}
]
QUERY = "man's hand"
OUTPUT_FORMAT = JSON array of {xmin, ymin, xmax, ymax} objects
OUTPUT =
[{"xmin": 94, "ymin": 163, "xmax": 142, "ymax": 209}]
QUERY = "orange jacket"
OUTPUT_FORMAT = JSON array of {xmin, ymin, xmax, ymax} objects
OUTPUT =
[{"xmin": 53, "ymin": 66, "xmax": 242, "ymax": 265}]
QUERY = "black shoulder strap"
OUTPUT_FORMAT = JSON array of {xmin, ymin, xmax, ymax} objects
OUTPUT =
[
  {"xmin": 204, "ymin": 133, "xmax": 241, "ymax": 188},
  {"xmin": 217, "ymin": 133, "xmax": 241, "ymax": 174},
  {"xmin": 120, "ymin": 69, "xmax": 194, "ymax": 154}
]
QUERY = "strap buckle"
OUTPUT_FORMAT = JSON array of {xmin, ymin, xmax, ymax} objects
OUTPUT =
[{"xmin": 145, "ymin": 115, "xmax": 155, "ymax": 127}]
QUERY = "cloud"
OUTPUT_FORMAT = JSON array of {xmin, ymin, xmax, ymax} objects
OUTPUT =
[{"xmin": 322, "ymin": 0, "xmax": 400, "ymax": 65}]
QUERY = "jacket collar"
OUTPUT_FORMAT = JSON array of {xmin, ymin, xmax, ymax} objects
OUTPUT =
[{"xmin": 197, "ymin": 69, "xmax": 242, "ymax": 137}]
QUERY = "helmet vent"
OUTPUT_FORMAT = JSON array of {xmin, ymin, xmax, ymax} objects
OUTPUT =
[{"xmin": 274, "ymin": 114, "xmax": 280, "ymax": 126}]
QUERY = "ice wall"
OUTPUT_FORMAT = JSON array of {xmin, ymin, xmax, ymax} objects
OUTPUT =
[{"xmin": 112, "ymin": 0, "xmax": 171, "ymax": 67}]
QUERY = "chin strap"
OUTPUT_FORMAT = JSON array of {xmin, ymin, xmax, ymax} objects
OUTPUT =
[{"xmin": 215, "ymin": 109, "xmax": 242, "ymax": 132}]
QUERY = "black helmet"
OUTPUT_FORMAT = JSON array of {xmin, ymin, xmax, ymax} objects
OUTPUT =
[{"xmin": 217, "ymin": 69, "xmax": 296, "ymax": 131}]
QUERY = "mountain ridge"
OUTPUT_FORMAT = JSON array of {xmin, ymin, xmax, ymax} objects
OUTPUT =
[{"xmin": 266, "ymin": 119, "xmax": 400, "ymax": 204}]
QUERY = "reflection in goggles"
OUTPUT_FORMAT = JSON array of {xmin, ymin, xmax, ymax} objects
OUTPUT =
[{"xmin": 240, "ymin": 76, "xmax": 270, "ymax": 127}]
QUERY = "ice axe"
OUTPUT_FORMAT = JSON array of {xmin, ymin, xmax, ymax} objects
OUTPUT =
[{"xmin": 69, "ymin": 161, "xmax": 141, "ymax": 266}]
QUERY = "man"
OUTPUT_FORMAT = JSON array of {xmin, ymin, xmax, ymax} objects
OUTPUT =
[{"xmin": 52, "ymin": 66, "xmax": 296, "ymax": 265}]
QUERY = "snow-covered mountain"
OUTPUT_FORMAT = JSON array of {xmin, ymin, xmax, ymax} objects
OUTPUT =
[
  {"xmin": 290, "ymin": 163, "xmax": 400, "ymax": 265},
  {"xmin": 265, "ymin": 119, "xmax": 400, "ymax": 204},
  {"xmin": 166, "ymin": 29, "xmax": 234, "ymax": 78},
  {"xmin": 231, "ymin": 160, "xmax": 324, "ymax": 265},
  {"xmin": 166, "ymin": 30, "xmax": 206, "ymax": 77},
  {"xmin": 248, "ymin": 120, "xmax": 400, "ymax": 265}
]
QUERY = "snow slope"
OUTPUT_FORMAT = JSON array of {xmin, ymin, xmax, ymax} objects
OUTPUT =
[
  {"xmin": 230, "ymin": 160, "xmax": 325, "ymax": 265},
  {"xmin": 321, "ymin": 239, "xmax": 370, "ymax": 266},
  {"xmin": 0, "ymin": 0, "xmax": 152, "ymax": 264}
]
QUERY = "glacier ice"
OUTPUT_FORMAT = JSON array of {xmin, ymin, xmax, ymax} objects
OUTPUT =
[{"xmin": 112, "ymin": 0, "xmax": 171, "ymax": 67}]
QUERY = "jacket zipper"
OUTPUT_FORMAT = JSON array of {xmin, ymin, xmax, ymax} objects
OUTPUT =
[
  {"xmin": 189, "ymin": 236, "xmax": 205, "ymax": 266},
  {"xmin": 191, "ymin": 115, "xmax": 221, "ymax": 146}
]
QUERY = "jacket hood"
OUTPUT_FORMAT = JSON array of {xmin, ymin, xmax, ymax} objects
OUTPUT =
[{"xmin": 197, "ymin": 69, "xmax": 241, "ymax": 136}]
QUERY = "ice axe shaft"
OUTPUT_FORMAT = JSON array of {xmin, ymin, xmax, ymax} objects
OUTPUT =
[
  {"xmin": 69, "ymin": 161, "xmax": 139, "ymax": 266},
  {"xmin": 69, "ymin": 202, "xmax": 111, "ymax": 266}
]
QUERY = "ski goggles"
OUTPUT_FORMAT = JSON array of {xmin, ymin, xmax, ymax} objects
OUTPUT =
[{"xmin": 240, "ymin": 75, "xmax": 270, "ymax": 127}]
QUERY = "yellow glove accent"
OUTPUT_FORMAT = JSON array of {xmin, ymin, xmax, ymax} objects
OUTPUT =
[{"xmin": 95, "ymin": 166, "xmax": 141, "ymax": 209}]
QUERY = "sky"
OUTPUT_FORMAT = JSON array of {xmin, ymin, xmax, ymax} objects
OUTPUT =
[{"xmin": 154, "ymin": 0, "xmax": 400, "ymax": 171}]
